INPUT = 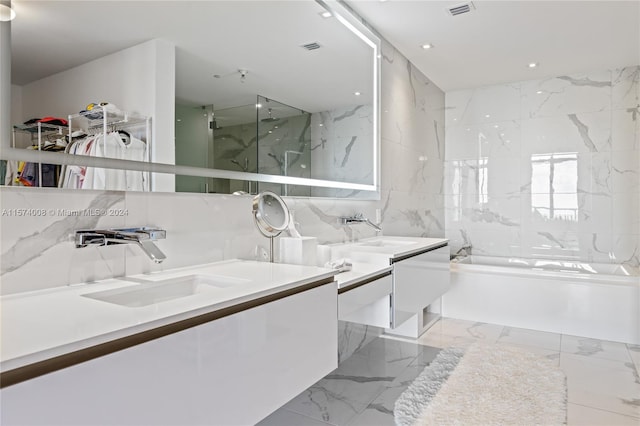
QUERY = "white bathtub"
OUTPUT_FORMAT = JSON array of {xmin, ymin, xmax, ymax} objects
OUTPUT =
[{"xmin": 443, "ymin": 255, "xmax": 640, "ymax": 345}]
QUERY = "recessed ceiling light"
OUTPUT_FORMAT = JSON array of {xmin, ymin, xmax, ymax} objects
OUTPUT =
[
  {"xmin": 319, "ymin": 11, "xmax": 332, "ymax": 18},
  {"xmin": 536, "ymin": 90, "xmax": 543, "ymax": 94},
  {"xmin": 319, "ymin": 124, "xmax": 324, "ymax": 127},
  {"xmin": 0, "ymin": 4, "xmax": 16, "ymax": 21},
  {"xmin": 485, "ymin": 114, "xmax": 491, "ymax": 118},
  {"xmin": 528, "ymin": 62, "xmax": 538, "ymax": 68},
  {"xmin": 354, "ymin": 91, "xmax": 361, "ymax": 96},
  {"xmin": 421, "ymin": 43, "xmax": 434, "ymax": 50}
]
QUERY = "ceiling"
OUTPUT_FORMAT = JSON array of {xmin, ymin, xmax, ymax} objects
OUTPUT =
[
  {"xmin": 10, "ymin": 0, "xmax": 640, "ymax": 102},
  {"xmin": 10, "ymin": 1, "xmax": 373, "ymax": 113},
  {"xmin": 347, "ymin": 0, "xmax": 640, "ymax": 91}
]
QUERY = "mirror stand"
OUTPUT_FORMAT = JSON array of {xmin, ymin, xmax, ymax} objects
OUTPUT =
[{"xmin": 251, "ymin": 191, "xmax": 291, "ymax": 263}]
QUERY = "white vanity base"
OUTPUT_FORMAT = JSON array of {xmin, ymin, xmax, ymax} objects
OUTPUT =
[
  {"xmin": 1, "ymin": 284, "xmax": 338, "ymax": 426},
  {"xmin": 384, "ymin": 307, "xmax": 442, "ymax": 339}
]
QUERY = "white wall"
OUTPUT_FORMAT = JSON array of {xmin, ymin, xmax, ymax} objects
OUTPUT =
[
  {"xmin": 10, "ymin": 84, "xmax": 21, "ymax": 125},
  {"xmin": 0, "ymin": 18, "xmax": 10, "ymax": 146},
  {"xmin": 150, "ymin": 39, "xmax": 176, "ymax": 192}
]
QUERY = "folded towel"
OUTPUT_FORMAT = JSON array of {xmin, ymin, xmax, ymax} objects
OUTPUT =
[{"xmin": 325, "ymin": 258, "xmax": 352, "ymax": 272}]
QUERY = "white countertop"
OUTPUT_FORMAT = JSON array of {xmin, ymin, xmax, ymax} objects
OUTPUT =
[
  {"xmin": 0, "ymin": 260, "xmax": 337, "ymax": 372},
  {"xmin": 1, "ymin": 237, "xmax": 448, "ymax": 374},
  {"xmin": 338, "ymin": 236, "xmax": 449, "ymax": 260},
  {"xmin": 334, "ymin": 263, "xmax": 393, "ymax": 290},
  {"xmin": 329, "ymin": 236, "xmax": 448, "ymax": 290}
]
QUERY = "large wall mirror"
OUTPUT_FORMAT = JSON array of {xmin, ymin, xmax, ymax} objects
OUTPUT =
[{"xmin": 2, "ymin": 0, "xmax": 380, "ymax": 198}]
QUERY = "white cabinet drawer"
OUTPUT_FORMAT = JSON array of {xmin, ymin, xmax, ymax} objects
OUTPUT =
[{"xmin": 338, "ymin": 273, "xmax": 392, "ymax": 328}]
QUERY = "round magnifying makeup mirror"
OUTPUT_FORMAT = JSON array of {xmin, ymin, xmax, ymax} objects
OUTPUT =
[{"xmin": 252, "ymin": 191, "xmax": 290, "ymax": 262}]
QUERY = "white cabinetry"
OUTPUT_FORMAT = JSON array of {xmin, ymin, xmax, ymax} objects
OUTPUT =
[
  {"xmin": 1, "ymin": 283, "xmax": 337, "ymax": 426},
  {"xmin": 338, "ymin": 273, "xmax": 392, "ymax": 328},
  {"xmin": 390, "ymin": 244, "xmax": 450, "ymax": 337}
]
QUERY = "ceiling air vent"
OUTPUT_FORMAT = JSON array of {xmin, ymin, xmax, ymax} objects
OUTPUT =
[
  {"xmin": 447, "ymin": 2, "xmax": 475, "ymax": 16},
  {"xmin": 301, "ymin": 42, "xmax": 321, "ymax": 51}
]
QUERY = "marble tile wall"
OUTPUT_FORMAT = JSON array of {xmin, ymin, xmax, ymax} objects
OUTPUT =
[
  {"xmin": 0, "ymin": 39, "xmax": 446, "ymax": 296},
  {"xmin": 445, "ymin": 66, "xmax": 639, "ymax": 266},
  {"xmin": 0, "ymin": 187, "xmax": 263, "ymax": 295},
  {"xmin": 311, "ymin": 104, "xmax": 374, "ymax": 187}
]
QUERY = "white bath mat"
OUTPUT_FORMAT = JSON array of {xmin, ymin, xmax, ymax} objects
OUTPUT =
[{"xmin": 394, "ymin": 344, "xmax": 567, "ymax": 426}]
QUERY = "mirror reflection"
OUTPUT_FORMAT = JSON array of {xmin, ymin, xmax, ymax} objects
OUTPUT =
[{"xmin": 3, "ymin": 1, "xmax": 379, "ymax": 197}]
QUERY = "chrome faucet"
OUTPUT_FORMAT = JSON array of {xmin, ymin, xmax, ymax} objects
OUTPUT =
[
  {"xmin": 455, "ymin": 245, "xmax": 472, "ymax": 256},
  {"xmin": 75, "ymin": 227, "xmax": 167, "ymax": 264},
  {"xmin": 338, "ymin": 213, "xmax": 382, "ymax": 232}
]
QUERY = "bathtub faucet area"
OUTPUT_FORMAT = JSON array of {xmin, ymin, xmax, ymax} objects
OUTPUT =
[
  {"xmin": 450, "ymin": 244, "xmax": 472, "ymax": 261},
  {"xmin": 74, "ymin": 227, "xmax": 167, "ymax": 263}
]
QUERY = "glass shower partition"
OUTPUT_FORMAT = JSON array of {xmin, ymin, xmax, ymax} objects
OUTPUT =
[{"xmin": 256, "ymin": 95, "xmax": 311, "ymax": 197}]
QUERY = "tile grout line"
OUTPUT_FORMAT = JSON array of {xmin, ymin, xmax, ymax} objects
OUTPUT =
[
  {"xmin": 568, "ymin": 402, "xmax": 640, "ymax": 420},
  {"xmin": 282, "ymin": 408, "xmax": 340, "ymax": 426},
  {"xmin": 625, "ymin": 344, "xmax": 640, "ymax": 377},
  {"xmin": 282, "ymin": 405, "xmax": 343, "ymax": 426}
]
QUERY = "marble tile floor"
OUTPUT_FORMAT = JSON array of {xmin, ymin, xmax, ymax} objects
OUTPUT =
[{"xmin": 258, "ymin": 317, "xmax": 640, "ymax": 426}]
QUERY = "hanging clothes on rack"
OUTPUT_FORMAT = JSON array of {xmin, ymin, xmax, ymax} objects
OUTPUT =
[
  {"xmin": 81, "ymin": 131, "xmax": 149, "ymax": 191},
  {"xmin": 60, "ymin": 133, "xmax": 100, "ymax": 189},
  {"xmin": 46, "ymin": 109, "xmax": 152, "ymax": 191},
  {"xmin": 4, "ymin": 159, "xmax": 21, "ymax": 186},
  {"xmin": 61, "ymin": 130, "xmax": 148, "ymax": 191},
  {"xmin": 4, "ymin": 146, "xmax": 45, "ymax": 187}
]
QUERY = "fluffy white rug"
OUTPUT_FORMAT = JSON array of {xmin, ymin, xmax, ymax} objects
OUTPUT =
[{"xmin": 395, "ymin": 344, "xmax": 567, "ymax": 426}]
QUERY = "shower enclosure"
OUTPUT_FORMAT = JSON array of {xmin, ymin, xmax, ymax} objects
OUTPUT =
[{"xmin": 175, "ymin": 95, "xmax": 311, "ymax": 195}]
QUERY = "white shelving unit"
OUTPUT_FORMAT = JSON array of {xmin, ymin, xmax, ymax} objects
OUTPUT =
[
  {"xmin": 11, "ymin": 122, "xmax": 67, "ymax": 187},
  {"xmin": 67, "ymin": 106, "xmax": 152, "ymax": 191},
  {"xmin": 68, "ymin": 106, "xmax": 151, "ymax": 161}
]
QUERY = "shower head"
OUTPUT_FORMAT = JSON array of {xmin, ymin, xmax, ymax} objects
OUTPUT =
[
  {"xmin": 261, "ymin": 108, "xmax": 279, "ymax": 123},
  {"xmin": 210, "ymin": 118, "xmax": 222, "ymax": 130}
]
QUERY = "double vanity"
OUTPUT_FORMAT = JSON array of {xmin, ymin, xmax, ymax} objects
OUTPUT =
[{"xmin": 1, "ymin": 236, "xmax": 448, "ymax": 425}]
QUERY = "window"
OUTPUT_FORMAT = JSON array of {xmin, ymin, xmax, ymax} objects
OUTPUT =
[{"xmin": 530, "ymin": 153, "xmax": 578, "ymax": 221}]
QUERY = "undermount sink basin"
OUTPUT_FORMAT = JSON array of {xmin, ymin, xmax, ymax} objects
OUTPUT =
[
  {"xmin": 82, "ymin": 274, "xmax": 249, "ymax": 307},
  {"xmin": 357, "ymin": 238, "xmax": 416, "ymax": 248}
]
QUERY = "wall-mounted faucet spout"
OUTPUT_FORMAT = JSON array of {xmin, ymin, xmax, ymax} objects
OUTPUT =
[
  {"xmin": 75, "ymin": 227, "xmax": 167, "ymax": 263},
  {"xmin": 338, "ymin": 213, "xmax": 382, "ymax": 232}
]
